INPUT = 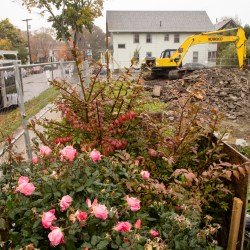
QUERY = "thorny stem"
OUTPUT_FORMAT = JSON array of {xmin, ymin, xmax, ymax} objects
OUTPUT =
[
  {"xmin": 87, "ymin": 67, "xmax": 103, "ymax": 101},
  {"xmin": 96, "ymin": 101, "xmax": 102, "ymax": 145},
  {"xmin": 176, "ymin": 95, "xmax": 193, "ymax": 136},
  {"xmin": 89, "ymin": 85, "xmax": 107, "ymax": 103},
  {"xmin": 115, "ymin": 99, "xmax": 125, "ymax": 119},
  {"xmin": 69, "ymin": 35, "xmax": 89, "ymax": 123},
  {"xmin": 29, "ymin": 121, "xmax": 49, "ymax": 146},
  {"xmin": 53, "ymin": 80, "xmax": 81, "ymax": 103},
  {"xmin": 127, "ymin": 73, "xmax": 144, "ymax": 110},
  {"xmin": 174, "ymin": 105, "xmax": 200, "ymax": 154},
  {"xmin": 111, "ymin": 82, "xmax": 124, "ymax": 114}
]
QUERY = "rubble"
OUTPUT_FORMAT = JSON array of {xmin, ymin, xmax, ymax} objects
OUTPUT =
[{"xmin": 144, "ymin": 68, "xmax": 250, "ymax": 120}]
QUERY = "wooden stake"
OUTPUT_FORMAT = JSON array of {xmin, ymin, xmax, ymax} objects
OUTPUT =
[{"xmin": 227, "ymin": 197, "xmax": 243, "ymax": 250}]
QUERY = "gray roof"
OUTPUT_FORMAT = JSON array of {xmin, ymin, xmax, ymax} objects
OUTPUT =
[
  {"xmin": 214, "ymin": 18, "xmax": 238, "ymax": 30},
  {"xmin": 107, "ymin": 11, "xmax": 214, "ymax": 33}
]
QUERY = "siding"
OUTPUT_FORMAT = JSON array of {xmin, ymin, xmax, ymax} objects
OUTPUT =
[{"xmin": 111, "ymin": 32, "xmax": 217, "ymax": 69}]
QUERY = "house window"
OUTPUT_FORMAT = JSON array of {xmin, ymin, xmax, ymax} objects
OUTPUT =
[
  {"xmin": 146, "ymin": 33, "xmax": 152, "ymax": 43},
  {"xmin": 208, "ymin": 51, "xmax": 217, "ymax": 61},
  {"xmin": 193, "ymin": 51, "xmax": 198, "ymax": 62},
  {"xmin": 134, "ymin": 34, "xmax": 139, "ymax": 43},
  {"xmin": 164, "ymin": 33, "xmax": 169, "ymax": 41},
  {"xmin": 174, "ymin": 34, "xmax": 180, "ymax": 43},
  {"xmin": 118, "ymin": 44, "xmax": 126, "ymax": 49},
  {"xmin": 133, "ymin": 50, "xmax": 140, "ymax": 63},
  {"xmin": 146, "ymin": 52, "xmax": 152, "ymax": 57}
]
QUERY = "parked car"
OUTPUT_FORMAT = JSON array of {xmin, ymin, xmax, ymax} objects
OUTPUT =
[
  {"xmin": 182, "ymin": 63, "xmax": 206, "ymax": 70},
  {"xmin": 44, "ymin": 64, "xmax": 58, "ymax": 71},
  {"xmin": 92, "ymin": 66, "xmax": 107, "ymax": 76},
  {"xmin": 31, "ymin": 66, "xmax": 44, "ymax": 74}
]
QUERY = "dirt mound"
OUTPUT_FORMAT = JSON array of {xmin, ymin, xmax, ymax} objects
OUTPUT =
[{"xmin": 143, "ymin": 68, "xmax": 250, "ymax": 145}]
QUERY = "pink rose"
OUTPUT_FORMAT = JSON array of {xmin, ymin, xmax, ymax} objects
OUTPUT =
[
  {"xmin": 93, "ymin": 204, "xmax": 108, "ymax": 220},
  {"xmin": 140, "ymin": 170, "xmax": 150, "ymax": 180},
  {"xmin": 135, "ymin": 159, "xmax": 140, "ymax": 166},
  {"xmin": 42, "ymin": 209, "xmax": 57, "ymax": 228},
  {"xmin": 86, "ymin": 198, "xmax": 92, "ymax": 208},
  {"xmin": 48, "ymin": 227, "xmax": 64, "ymax": 246},
  {"xmin": 148, "ymin": 148, "xmax": 157, "ymax": 157},
  {"xmin": 114, "ymin": 222, "xmax": 132, "ymax": 232},
  {"xmin": 60, "ymin": 146, "xmax": 77, "ymax": 162},
  {"xmin": 75, "ymin": 210, "xmax": 88, "ymax": 221},
  {"xmin": 18, "ymin": 182, "xmax": 35, "ymax": 196},
  {"xmin": 60, "ymin": 195, "xmax": 73, "ymax": 211},
  {"xmin": 126, "ymin": 196, "xmax": 140, "ymax": 212},
  {"xmin": 89, "ymin": 149, "xmax": 102, "ymax": 163},
  {"xmin": 150, "ymin": 230, "xmax": 159, "ymax": 237},
  {"xmin": 18, "ymin": 176, "xmax": 29, "ymax": 185},
  {"xmin": 32, "ymin": 156, "xmax": 38, "ymax": 163},
  {"xmin": 39, "ymin": 145, "xmax": 52, "ymax": 157},
  {"xmin": 16, "ymin": 176, "xmax": 35, "ymax": 196},
  {"xmin": 86, "ymin": 198, "xmax": 98, "ymax": 208},
  {"xmin": 134, "ymin": 219, "xmax": 141, "ymax": 229}
]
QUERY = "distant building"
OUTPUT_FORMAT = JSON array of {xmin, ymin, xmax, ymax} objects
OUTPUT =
[
  {"xmin": 106, "ymin": 10, "xmax": 217, "ymax": 70},
  {"xmin": 214, "ymin": 18, "xmax": 239, "ymax": 30}
]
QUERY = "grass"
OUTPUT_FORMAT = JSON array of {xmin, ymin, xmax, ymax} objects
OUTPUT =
[{"xmin": 0, "ymin": 87, "xmax": 59, "ymax": 143}]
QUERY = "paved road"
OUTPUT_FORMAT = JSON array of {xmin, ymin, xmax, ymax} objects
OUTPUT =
[{"xmin": 22, "ymin": 69, "xmax": 63, "ymax": 102}]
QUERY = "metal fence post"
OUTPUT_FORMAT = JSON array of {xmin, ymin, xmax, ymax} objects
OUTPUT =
[
  {"xmin": 59, "ymin": 60, "xmax": 65, "ymax": 79},
  {"xmin": 83, "ymin": 60, "xmax": 90, "ymax": 87},
  {"xmin": 13, "ymin": 62, "xmax": 32, "ymax": 162},
  {"xmin": 0, "ymin": 67, "xmax": 8, "ymax": 108}
]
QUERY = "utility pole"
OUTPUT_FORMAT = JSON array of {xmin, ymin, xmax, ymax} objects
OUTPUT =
[{"xmin": 22, "ymin": 18, "xmax": 32, "ymax": 64}]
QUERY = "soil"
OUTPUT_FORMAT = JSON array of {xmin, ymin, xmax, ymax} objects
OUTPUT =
[
  {"xmin": 220, "ymin": 118, "xmax": 250, "ymax": 145},
  {"xmin": 143, "ymin": 67, "xmax": 250, "ymax": 149}
]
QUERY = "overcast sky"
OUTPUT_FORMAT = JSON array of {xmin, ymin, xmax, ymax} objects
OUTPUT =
[{"xmin": 1, "ymin": 0, "xmax": 250, "ymax": 32}]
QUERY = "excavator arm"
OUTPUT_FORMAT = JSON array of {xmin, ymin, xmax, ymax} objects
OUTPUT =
[
  {"xmin": 144, "ymin": 27, "xmax": 246, "ymax": 79},
  {"xmin": 168, "ymin": 27, "xmax": 247, "ymax": 69}
]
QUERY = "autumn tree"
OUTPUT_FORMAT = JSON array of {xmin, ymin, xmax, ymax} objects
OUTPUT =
[
  {"xmin": 30, "ymin": 28, "xmax": 56, "ymax": 62},
  {"xmin": 0, "ymin": 39, "xmax": 12, "ymax": 50},
  {"xmin": 77, "ymin": 24, "xmax": 105, "ymax": 60},
  {"xmin": 0, "ymin": 18, "xmax": 28, "ymax": 63},
  {"xmin": 244, "ymin": 24, "xmax": 250, "ymax": 39},
  {"xmin": 56, "ymin": 42, "xmax": 73, "ymax": 61},
  {"xmin": 22, "ymin": 0, "xmax": 104, "ymax": 60}
]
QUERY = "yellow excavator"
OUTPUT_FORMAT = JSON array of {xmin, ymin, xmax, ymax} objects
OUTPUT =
[{"xmin": 142, "ymin": 27, "xmax": 247, "ymax": 80}]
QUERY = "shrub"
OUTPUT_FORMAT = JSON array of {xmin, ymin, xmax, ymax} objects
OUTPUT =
[{"xmin": 0, "ymin": 52, "xmax": 249, "ymax": 249}]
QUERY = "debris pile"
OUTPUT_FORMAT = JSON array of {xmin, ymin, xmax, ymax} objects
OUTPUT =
[{"xmin": 144, "ymin": 68, "xmax": 250, "ymax": 120}]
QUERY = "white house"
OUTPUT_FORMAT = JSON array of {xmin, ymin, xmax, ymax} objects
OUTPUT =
[{"xmin": 106, "ymin": 11, "xmax": 217, "ymax": 70}]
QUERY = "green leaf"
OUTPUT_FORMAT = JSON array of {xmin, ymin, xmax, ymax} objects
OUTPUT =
[
  {"xmin": 111, "ymin": 243, "xmax": 118, "ymax": 249},
  {"xmin": 76, "ymin": 186, "xmax": 85, "ymax": 193},
  {"xmin": 53, "ymin": 191, "xmax": 61, "ymax": 198},
  {"xmin": 96, "ymin": 240, "xmax": 109, "ymax": 249},
  {"xmin": 0, "ymin": 218, "xmax": 6, "ymax": 230},
  {"xmin": 32, "ymin": 219, "xmax": 41, "ymax": 229},
  {"xmin": 91, "ymin": 235, "xmax": 99, "ymax": 246},
  {"xmin": 81, "ymin": 242, "xmax": 92, "ymax": 248},
  {"xmin": 115, "ymin": 235, "xmax": 122, "ymax": 245},
  {"xmin": 31, "ymin": 199, "xmax": 43, "ymax": 206},
  {"xmin": 146, "ymin": 217, "xmax": 157, "ymax": 221}
]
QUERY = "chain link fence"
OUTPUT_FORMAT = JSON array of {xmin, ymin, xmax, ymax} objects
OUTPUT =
[
  {"xmin": 0, "ymin": 57, "xmax": 249, "ymax": 164},
  {"xmin": 0, "ymin": 60, "xmax": 86, "ymax": 164}
]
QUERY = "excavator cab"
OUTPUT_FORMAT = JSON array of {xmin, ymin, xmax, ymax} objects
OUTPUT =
[{"xmin": 160, "ymin": 49, "xmax": 176, "ymax": 59}]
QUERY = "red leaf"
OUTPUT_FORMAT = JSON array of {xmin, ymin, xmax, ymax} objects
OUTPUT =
[{"xmin": 232, "ymin": 170, "xmax": 240, "ymax": 180}]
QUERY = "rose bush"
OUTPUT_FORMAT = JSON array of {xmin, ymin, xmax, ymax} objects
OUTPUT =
[
  {"xmin": 0, "ymin": 55, "xmax": 249, "ymax": 249},
  {"xmin": 0, "ymin": 147, "xmax": 227, "ymax": 249}
]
